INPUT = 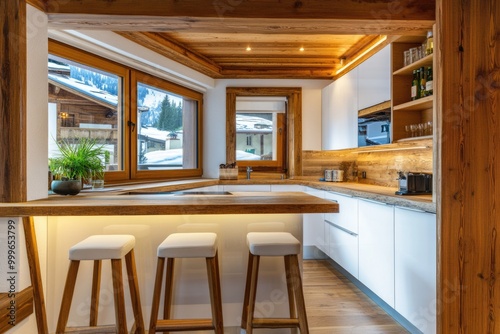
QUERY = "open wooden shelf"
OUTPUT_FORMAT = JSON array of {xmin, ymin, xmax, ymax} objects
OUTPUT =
[
  {"xmin": 393, "ymin": 53, "xmax": 433, "ymax": 76},
  {"xmin": 393, "ymin": 95, "xmax": 433, "ymax": 111}
]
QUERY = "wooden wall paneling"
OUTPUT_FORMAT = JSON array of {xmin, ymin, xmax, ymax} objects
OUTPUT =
[
  {"xmin": 302, "ymin": 139, "xmax": 433, "ymax": 187},
  {"xmin": 438, "ymin": 0, "xmax": 500, "ymax": 332},
  {"xmin": 0, "ymin": 0, "xmax": 27, "ymax": 203}
]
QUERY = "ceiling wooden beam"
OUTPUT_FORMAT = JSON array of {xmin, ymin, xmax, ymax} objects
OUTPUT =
[
  {"xmin": 219, "ymin": 68, "xmax": 336, "ymax": 79},
  {"xmin": 47, "ymin": 15, "xmax": 434, "ymax": 36},
  {"xmin": 117, "ymin": 32, "xmax": 222, "ymax": 78},
  {"xmin": 41, "ymin": 0, "xmax": 435, "ymax": 22}
]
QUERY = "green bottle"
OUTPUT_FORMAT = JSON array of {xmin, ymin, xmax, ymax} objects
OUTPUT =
[
  {"xmin": 425, "ymin": 67, "xmax": 433, "ymax": 96},
  {"xmin": 419, "ymin": 67, "xmax": 426, "ymax": 98},
  {"xmin": 411, "ymin": 69, "xmax": 419, "ymax": 101}
]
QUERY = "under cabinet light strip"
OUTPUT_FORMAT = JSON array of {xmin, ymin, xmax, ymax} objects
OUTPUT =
[
  {"xmin": 336, "ymin": 35, "xmax": 388, "ymax": 75},
  {"xmin": 353, "ymin": 146, "xmax": 428, "ymax": 154}
]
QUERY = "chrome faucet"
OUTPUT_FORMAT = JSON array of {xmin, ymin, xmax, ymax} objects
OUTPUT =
[{"xmin": 246, "ymin": 166, "xmax": 253, "ymax": 179}]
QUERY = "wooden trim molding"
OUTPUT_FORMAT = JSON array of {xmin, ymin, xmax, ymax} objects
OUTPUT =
[
  {"xmin": 0, "ymin": 0, "xmax": 27, "ymax": 203},
  {"xmin": 226, "ymin": 87, "xmax": 302, "ymax": 177}
]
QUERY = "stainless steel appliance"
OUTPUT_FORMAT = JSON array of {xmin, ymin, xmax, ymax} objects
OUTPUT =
[{"xmin": 396, "ymin": 171, "xmax": 432, "ymax": 195}]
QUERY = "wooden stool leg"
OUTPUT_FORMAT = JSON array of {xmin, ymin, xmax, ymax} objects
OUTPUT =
[
  {"xmin": 23, "ymin": 216, "xmax": 49, "ymax": 334},
  {"xmin": 89, "ymin": 260, "xmax": 101, "ymax": 327},
  {"xmin": 163, "ymin": 257, "xmax": 175, "ymax": 321},
  {"xmin": 149, "ymin": 257, "xmax": 166, "ymax": 333},
  {"xmin": 111, "ymin": 259, "xmax": 128, "ymax": 334},
  {"xmin": 125, "ymin": 249, "xmax": 145, "ymax": 334},
  {"xmin": 284, "ymin": 256, "xmax": 297, "ymax": 320},
  {"xmin": 287, "ymin": 255, "xmax": 309, "ymax": 334},
  {"xmin": 241, "ymin": 251, "xmax": 254, "ymax": 329},
  {"xmin": 245, "ymin": 254, "xmax": 260, "ymax": 334},
  {"xmin": 206, "ymin": 252, "xmax": 224, "ymax": 333},
  {"xmin": 56, "ymin": 260, "xmax": 80, "ymax": 333}
]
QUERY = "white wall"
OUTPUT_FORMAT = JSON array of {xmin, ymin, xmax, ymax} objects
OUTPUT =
[
  {"xmin": 27, "ymin": 5, "xmax": 49, "ymax": 200},
  {"xmin": 203, "ymin": 79, "xmax": 330, "ymax": 178}
]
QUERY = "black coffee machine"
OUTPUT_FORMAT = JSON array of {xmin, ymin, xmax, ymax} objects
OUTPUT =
[{"xmin": 396, "ymin": 171, "xmax": 433, "ymax": 195}]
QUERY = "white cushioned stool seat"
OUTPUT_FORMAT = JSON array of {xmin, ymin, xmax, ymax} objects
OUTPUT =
[
  {"xmin": 69, "ymin": 234, "xmax": 135, "ymax": 260},
  {"xmin": 247, "ymin": 232, "xmax": 300, "ymax": 256},
  {"xmin": 158, "ymin": 232, "xmax": 217, "ymax": 258}
]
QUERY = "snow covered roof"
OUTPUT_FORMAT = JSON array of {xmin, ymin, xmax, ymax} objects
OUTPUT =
[
  {"xmin": 48, "ymin": 62, "xmax": 118, "ymax": 108},
  {"xmin": 139, "ymin": 126, "xmax": 177, "ymax": 142},
  {"xmin": 236, "ymin": 114, "xmax": 273, "ymax": 134},
  {"xmin": 144, "ymin": 148, "xmax": 260, "ymax": 166}
]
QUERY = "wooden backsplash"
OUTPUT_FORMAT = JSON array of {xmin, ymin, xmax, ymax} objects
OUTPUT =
[{"xmin": 302, "ymin": 138, "xmax": 433, "ymax": 187}]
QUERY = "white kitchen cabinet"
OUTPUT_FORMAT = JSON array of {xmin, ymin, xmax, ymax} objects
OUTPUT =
[
  {"xmin": 303, "ymin": 187, "xmax": 326, "ymax": 256},
  {"xmin": 395, "ymin": 207, "xmax": 436, "ymax": 334},
  {"xmin": 358, "ymin": 199, "xmax": 395, "ymax": 307},
  {"xmin": 321, "ymin": 68, "xmax": 358, "ymax": 150},
  {"xmin": 327, "ymin": 222, "xmax": 359, "ymax": 278},
  {"xmin": 324, "ymin": 192, "xmax": 359, "ymax": 278},
  {"xmin": 221, "ymin": 184, "xmax": 271, "ymax": 192},
  {"xmin": 324, "ymin": 192, "xmax": 359, "ymax": 234},
  {"xmin": 357, "ymin": 45, "xmax": 391, "ymax": 110}
]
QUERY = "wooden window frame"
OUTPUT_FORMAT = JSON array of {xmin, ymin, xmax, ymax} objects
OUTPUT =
[
  {"xmin": 226, "ymin": 87, "xmax": 302, "ymax": 177},
  {"xmin": 49, "ymin": 40, "xmax": 203, "ymax": 183},
  {"xmin": 131, "ymin": 71, "xmax": 203, "ymax": 180}
]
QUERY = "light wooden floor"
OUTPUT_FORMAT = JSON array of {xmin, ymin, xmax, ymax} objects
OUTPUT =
[{"xmin": 303, "ymin": 260, "xmax": 408, "ymax": 334}]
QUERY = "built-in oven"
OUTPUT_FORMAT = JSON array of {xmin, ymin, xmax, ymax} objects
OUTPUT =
[{"xmin": 358, "ymin": 109, "xmax": 391, "ymax": 147}]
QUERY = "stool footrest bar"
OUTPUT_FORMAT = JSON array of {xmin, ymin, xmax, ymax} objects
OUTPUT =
[
  {"xmin": 252, "ymin": 318, "xmax": 300, "ymax": 328},
  {"xmin": 63, "ymin": 324, "xmax": 117, "ymax": 333},
  {"xmin": 156, "ymin": 319, "xmax": 215, "ymax": 331}
]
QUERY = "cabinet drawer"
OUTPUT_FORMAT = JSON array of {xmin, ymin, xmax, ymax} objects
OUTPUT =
[
  {"xmin": 324, "ymin": 192, "xmax": 358, "ymax": 234},
  {"xmin": 328, "ymin": 221, "xmax": 359, "ymax": 278}
]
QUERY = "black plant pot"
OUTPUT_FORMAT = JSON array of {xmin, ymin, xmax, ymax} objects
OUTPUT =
[{"xmin": 51, "ymin": 180, "xmax": 82, "ymax": 195}]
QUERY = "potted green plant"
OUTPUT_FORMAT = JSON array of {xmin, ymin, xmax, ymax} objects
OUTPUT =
[{"xmin": 49, "ymin": 138, "xmax": 107, "ymax": 195}]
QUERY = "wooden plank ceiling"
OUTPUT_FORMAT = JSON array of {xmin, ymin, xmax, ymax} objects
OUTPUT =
[{"xmin": 39, "ymin": 0, "xmax": 435, "ymax": 79}]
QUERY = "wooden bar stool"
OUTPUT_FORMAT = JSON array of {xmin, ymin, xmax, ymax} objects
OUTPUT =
[
  {"xmin": 149, "ymin": 232, "xmax": 223, "ymax": 333},
  {"xmin": 241, "ymin": 232, "xmax": 309, "ymax": 334},
  {"xmin": 56, "ymin": 235, "xmax": 145, "ymax": 334}
]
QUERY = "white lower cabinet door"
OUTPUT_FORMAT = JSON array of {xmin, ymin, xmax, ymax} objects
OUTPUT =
[
  {"xmin": 395, "ymin": 207, "xmax": 437, "ymax": 334},
  {"xmin": 358, "ymin": 199, "xmax": 395, "ymax": 307},
  {"xmin": 303, "ymin": 188, "xmax": 326, "ymax": 254},
  {"xmin": 328, "ymin": 221, "xmax": 359, "ymax": 278}
]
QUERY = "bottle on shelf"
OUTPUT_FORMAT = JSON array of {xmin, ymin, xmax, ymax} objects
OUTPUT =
[
  {"xmin": 411, "ymin": 69, "xmax": 420, "ymax": 101},
  {"xmin": 425, "ymin": 66, "xmax": 433, "ymax": 96},
  {"xmin": 419, "ymin": 67, "xmax": 427, "ymax": 99},
  {"xmin": 426, "ymin": 30, "xmax": 434, "ymax": 55}
]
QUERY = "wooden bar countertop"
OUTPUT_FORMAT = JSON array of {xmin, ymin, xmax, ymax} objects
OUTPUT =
[{"xmin": 0, "ymin": 191, "xmax": 339, "ymax": 216}]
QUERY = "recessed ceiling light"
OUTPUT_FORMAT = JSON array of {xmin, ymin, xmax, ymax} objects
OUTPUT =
[
  {"xmin": 246, "ymin": 46, "xmax": 252, "ymax": 51},
  {"xmin": 299, "ymin": 47, "xmax": 305, "ymax": 52}
]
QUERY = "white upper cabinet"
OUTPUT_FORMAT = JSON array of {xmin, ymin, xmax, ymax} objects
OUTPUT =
[
  {"xmin": 322, "ymin": 46, "xmax": 391, "ymax": 150},
  {"xmin": 322, "ymin": 68, "xmax": 358, "ymax": 150},
  {"xmin": 357, "ymin": 45, "xmax": 391, "ymax": 110}
]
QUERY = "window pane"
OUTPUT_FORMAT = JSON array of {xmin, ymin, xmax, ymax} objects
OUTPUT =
[
  {"xmin": 48, "ymin": 55, "xmax": 123, "ymax": 171},
  {"xmin": 236, "ymin": 112, "xmax": 277, "ymax": 161},
  {"xmin": 137, "ymin": 82, "xmax": 198, "ymax": 170}
]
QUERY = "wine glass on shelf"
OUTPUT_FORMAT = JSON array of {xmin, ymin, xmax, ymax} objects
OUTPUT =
[
  {"xmin": 410, "ymin": 124, "xmax": 418, "ymax": 137},
  {"xmin": 417, "ymin": 123, "xmax": 424, "ymax": 137},
  {"xmin": 405, "ymin": 125, "xmax": 411, "ymax": 138}
]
